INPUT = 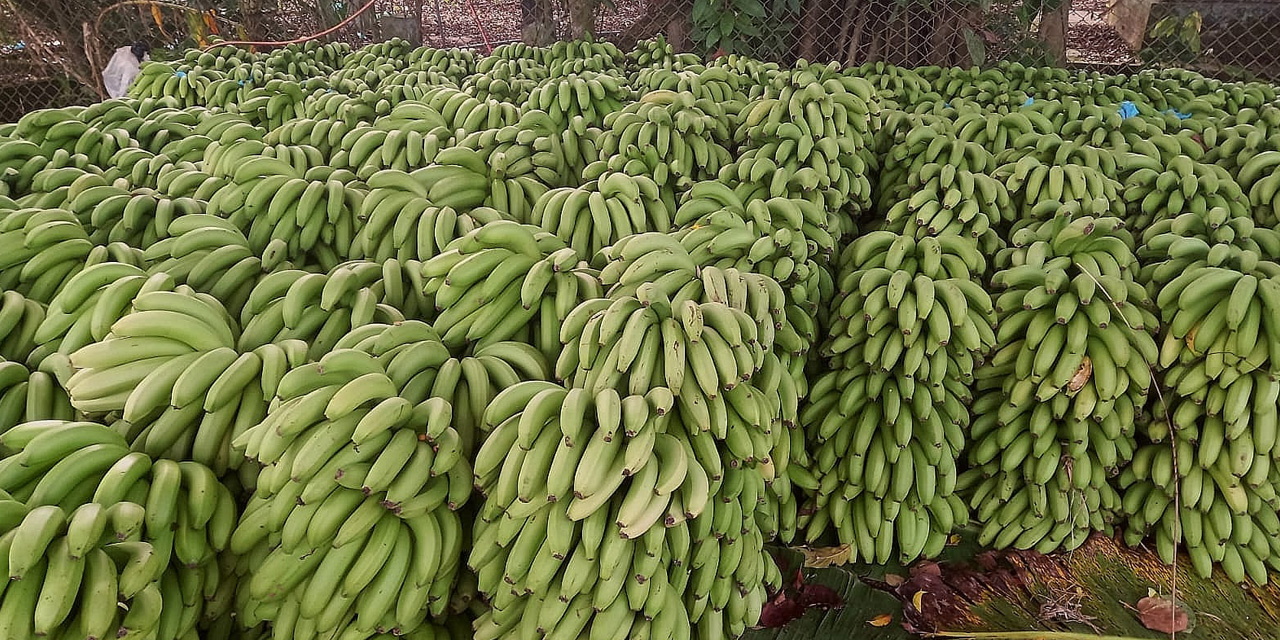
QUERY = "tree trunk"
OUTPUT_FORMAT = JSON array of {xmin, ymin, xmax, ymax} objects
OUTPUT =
[
  {"xmin": 566, "ymin": 0, "xmax": 596, "ymax": 39},
  {"xmin": 798, "ymin": 0, "xmax": 823, "ymax": 61},
  {"xmin": 521, "ymin": 0, "xmax": 556, "ymax": 44},
  {"xmin": 1039, "ymin": 0, "xmax": 1070, "ymax": 64}
]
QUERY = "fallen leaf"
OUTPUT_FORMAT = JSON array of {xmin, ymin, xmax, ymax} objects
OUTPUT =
[
  {"xmin": 947, "ymin": 534, "xmax": 961, "ymax": 545},
  {"xmin": 883, "ymin": 573, "xmax": 905, "ymax": 587},
  {"xmin": 1137, "ymin": 595, "xmax": 1189, "ymax": 634},
  {"xmin": 911, "ymin": 590, "xmax": 927, "ymax": 611},
  {"xmin": 869, "ymin": 613, "xmax": 893, "ymax": 627},
  {"xmin": 798, "ymin": 544, "xmax": 852, "ymax": 568}
]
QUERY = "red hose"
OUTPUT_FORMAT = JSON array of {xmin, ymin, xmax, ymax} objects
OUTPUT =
[
  {"xmin": 199, "ymin": 0, "xmax": 381, "ymax": 51},
  {"xmin": 463, "ymin": 0, "xmax": 494, "ymax": 54}
]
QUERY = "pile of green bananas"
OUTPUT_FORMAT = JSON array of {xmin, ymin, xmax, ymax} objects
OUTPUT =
[
  {"xmin": 232, "ymin": 344, "xmax": 472, "ymax": 639},
  {"xmin": 963, "ymin": 215, "xmax": 1158, "ymax": 552},
  {"xmin": 798, "ymin": 231, "xmax": 992, "ymax": 561},
  {"xmin": 7, "ymin": 31, "xmax": 1280, "ymax": 640}
]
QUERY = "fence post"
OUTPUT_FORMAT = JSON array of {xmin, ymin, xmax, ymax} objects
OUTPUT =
[{"xmin": 1040, "ymin": 0, "xmax": 1070, "ymax": 63}]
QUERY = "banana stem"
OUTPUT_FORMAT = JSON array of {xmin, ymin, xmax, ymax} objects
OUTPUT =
[{"xmin": 927, "ymin": 632, "xmax": 1151, "ymax": 640}]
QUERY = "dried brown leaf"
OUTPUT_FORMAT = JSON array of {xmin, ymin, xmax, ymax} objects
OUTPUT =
[
  {"xmin": 883, "ymin": 573, "xmax": 905, "ymax": 587},
  {"xmin": 868, "ymin": 613, "xmax": 893, "ymax": 627},
  {"xmin": 1067, "ymin": 356, "xmax": 1092, "ymax": 392},
  {"xmin": 798, "ymin": 544, "xmax": 852, "ymax": 568}
]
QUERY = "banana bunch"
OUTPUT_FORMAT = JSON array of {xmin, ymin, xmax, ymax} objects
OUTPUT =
[
  {"xmin": 993, "ymin": 137, "xmax": 1126, "ymax": 221},
  {"xmin": 0, "ymin": 358, "xmax": 77, "ymax": 430},
  {"xmin": 0, "ymin": 498, "xmax": 185, "ymax": 639},
  {"xmin": 631, "ymin": 66, "xmax": 745, "ymax": 107},
  {"xmin": 0, "ymin": 289, "xmax": 49, "ymax": 365},
  {"xmin": 796, "ymin": 230, "xmax": 990, "ymax": 560},
  {"xmin": 421, "ymin": 220, "xmax": 601, "ymax": 353},
  {"xmin": 419, "ymin": 86, "xmax": 523, "ymax": 134},
  {"xmin": 525, "ymin": 71, "xmax": 631, "ymax": 128},
  {"xmin": 590, "ymin": 89, "xmax": 733, "ymax": 194},
  {"xmin": 1243, "ymin": 151, "xmax": 1280, "ymax": 218},
  {"xmin": 333, "ymin": 320, "xmax": 550, "ymax": 452},
  {"xmin": 464, "ymin": 63, "xmax": 540, "ymax": 104},
  {"xmin": 34, "ymin": 261, "xmax": 153, "ymax": 357},
  {"xmin": 358, "ymin": 193, "xmax": 509, "ymax": 263},
  {"xmin": 728, "ymin": 73, "xmax": 876, "ymax": 216},
  {"xmin": 456, "ymin": 110, "xmax": 587, "ymax": 191},
  {"xmin": 204, "ymin": 144, "xmax": 368, "ymax": 266},
  {"xmin": 64, "ymin": 287, "xmax": 307, "ymax": 472},
  {"xmin": 1151, "ymin": 262, "xmax": 1280, "ymax": 379},
  {"xmin": 236, "ymin": 259, "xmax": 426, "ymax": 358},
  {"xmin": 129, "ymin": 62, "xmax": 219, "ymax": 107},
  {"xmin": 674, "ymin": 180, "xmax": 842, "ymax": 263},
  {"xmin": 1121, "ymin": 154, "xmax": 1249, "ymax": 229},
  {"xmin": 405, "ymin": 46, "xmax": 477, "ymax": 83},
  {"xmin": 140, "ymin": 214, "xmax": 286, "ymax": 318},
  {"xmin": 962, "ymin": 215, "xmax": 1157, "ymax": 552},
  {"xmin": 544, "ymin": 42, "xmax": 626, "ymax": 78},
  {"xmin": 671, "ymin": 194, "xmax": 826, "ymax": 288},
  {"xmin": 470, "ymin": 382, "xmax": 781, "ymax": 640},
  {"xmin": 0, "ymin": 205, "xmax": 97, "ymax": 303},
  {"xmin": 331, "ymin": 115, "xmax": 456, "ymax": 180},
  {"xmin": 0, "ymin": 421, "xmax": 238, "ymax": 563},
  {"xmin": 532, "ymin": 172, "xmax": 672, "ymax": 258},
  {"xmin": 1137, "ymin": 213, "xmax": 1280, "ymax": 284},
  {"xmin": 65, "ymin": 179, "xmax": 208, "ymax": 247},
  {"xmin": 382, "ymin": 69, "xmax": 463, "ymax": 103},
  {"xmin": 224, "ymin": 80, "xmax": 308, "ymax": 130},
  {"xmin": 266, "ymin": 116, "xmax": 360, "ymax": 160},
  {"xmin": 819, "ymin": 231, "xmax": 995, "ymax": 371},
  {"xmin": 298, "ymin": 89, "xmax": 380, "ymax": 127},
  {"xmin": 230, "ymin": 347, "xmax": 470, "ymax": 637},
  {"xmin": 1118, "ymin": 437, "xmax": 1280, "ymax": 584},
  {"xmin": 625, "ymin": 35, "xmax": 678, "ymax": 70},
  {"xmin": 876, "ymin": 124, "xmax": 994, "ymax": 202}
]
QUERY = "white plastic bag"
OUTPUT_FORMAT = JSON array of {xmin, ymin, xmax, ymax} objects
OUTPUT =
[{"xmin": 102, "ymin": 46, "xmax": 148, "ymax": 98}]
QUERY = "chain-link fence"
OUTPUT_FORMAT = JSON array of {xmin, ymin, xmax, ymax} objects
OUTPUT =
[{"xmin": 2, "ymin": 0, "xmax": 1279, "ymax": 118}]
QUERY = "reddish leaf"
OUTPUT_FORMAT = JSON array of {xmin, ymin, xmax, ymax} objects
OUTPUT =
[{"xmin": 1137, "ymin": 596, "xmax": 1188, "ymax": 634}]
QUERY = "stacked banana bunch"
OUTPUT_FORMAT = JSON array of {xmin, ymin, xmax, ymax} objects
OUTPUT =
[
  {"xmin": 624, "ymin": 35, "xmax": 685, "ymax": 70},
  {"xmin": 204, "ymin": 140, "xmax": 367, "ymax": 266},
  {"xmin": 358, "ymin": 193, "xmax": 508, "ymax": 264},
  {"xmin": 796, "ymin": 231, "xmax": 992, "ymax": 562},
  {"xmin": 455, "ymin": 111, "xmax": 594, "ymax": 192},
  {"xmin": 464, "ymin": 61, "xmax": 541, "ymax": 105},
  {"xmin": 417, "ymin": 86, "xmax": 523, "ymax": 134},
  {"xmin": 236, "ymin": 259, "xmax": 428, "ymax": 358},
  {"xmin": 631, "ymin": 67, "xmax": 745, "ymax": 108},
  {"xmin": 231, "ymin": 345, "xmax": 471, "ymax": 638},
  {"xmin": 62, "ymin": 287, "xmax": 307, "ymax": 473},
  {"xmin": 0, "ymin": 421, "xmax": 238, "ymax": 639},
  {"xmin": 961, "ymin": 214, "xmax": 1158, "ymax": 553},
  {"xmin": 469, "ymin": 382, "xmax": 781, "ymax": 640},
  {"xmin": 590, "ymin": 89, "xmax": 734, "ymax": 195},
  {"xmin": 64, "ymin": 179, "xmax": 208, "ymax": 248},
  {"xmin": 1243, "ymin": 151, "xmax": 1280, "ymax": 223},
  {"xmin": 1121, "ymin": 155, "xmax": 1250, "ymax": 229},
  {"xmin": 333, "ymin": 320, "xmax": 550, "ymax": 451},
  {"xmin": 531, "ymin": 171, "xmax": 673, "ymax": 258},
  {"xmin": 421, "ymin": 220, "xmax": 601, "ymax": 355},
  {"xmin": 328, "ymin": 105, "xmax": 455, "ymax": 179},
  {"xmin": 34, "ymin": 261, "xmax": 153, "ymax": 358},
  {"xmin": 542, "ymin": 40, "xmax": 625, "ymax": 78},
  {"xmin": 139, "ymin": 215, "xmax": 281, "ymax": 318},
  {"xmin": 525, "ymin": 71, "xmax": 630, "ymax": 128},
  {"xmin": 0, "ymin": 357, "xmax": 76, "ymax": 430},
  {"xmin": 992, "ymin": 136, "xmax": 1126, "ymax": 223},
  {"xmin": 727, "ymin": 70, "xmax": 877, "ymax": 219},
  {"xmin": 876, "ymin": 126, "xmax": 1009, "ymax": 246},
  {"xmin": 1121, "ymin": 220, "xmax": 1280, "ymax": 582},
  {"xmin": 0, "ymin": 205, "xmax": 102, "ymax": 305}
]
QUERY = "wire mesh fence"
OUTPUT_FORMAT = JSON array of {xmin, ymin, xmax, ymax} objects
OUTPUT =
[{"xmin": 1, "ymin": 0, "xmax": 1279, "ymax": 118}]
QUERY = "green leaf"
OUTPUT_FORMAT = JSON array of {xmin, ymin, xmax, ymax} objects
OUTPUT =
[{"xmin": 963, "ymin": 27, "xmax": 987, "ymax": 66}]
